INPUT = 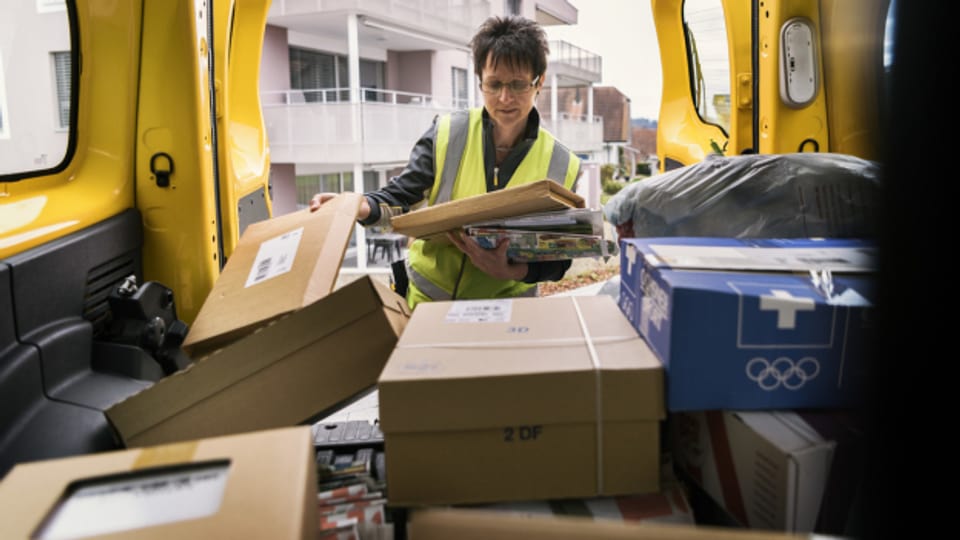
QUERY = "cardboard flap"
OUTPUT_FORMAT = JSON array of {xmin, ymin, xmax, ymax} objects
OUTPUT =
[
  {"xmin": 106, "ymin": 276, "xmax": 392, "ymax": 442},
  {"xmin": 378, "ymin": 296, "xmax": 664, "ymax": 433},
  {"xmin": 367, "ymin": 274, "xmax": 412, "ymax": 318},
  {"xmin": 182, "ymin": 193, "xmax": 363, "ymax": 355}
]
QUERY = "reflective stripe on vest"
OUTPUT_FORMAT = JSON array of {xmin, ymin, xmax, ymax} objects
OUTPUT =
[
  {"xmin": 406, "ymin": 259, "xmax": 452, "ymax": 301},
  {"xmin": 434, "ymin": 112, "xmax": 471, "ymax": 205}
]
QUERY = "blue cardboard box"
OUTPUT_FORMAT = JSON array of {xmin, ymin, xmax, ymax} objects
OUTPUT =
[{"xmin": 618, "ymin": 237, "xmax": 876, "ymax": 411}]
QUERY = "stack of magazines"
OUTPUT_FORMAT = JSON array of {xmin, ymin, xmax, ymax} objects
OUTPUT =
[
  {"xmin": 464, "ymin": 207, "xmax": 618, "ymax": 262},
  {"xmin": 316, "ymin": 446, "xmax": 393, "ymax": 539}
]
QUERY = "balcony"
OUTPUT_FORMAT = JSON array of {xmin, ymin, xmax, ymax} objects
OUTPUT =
[
  {"xmin": 262, "ymin": 87, "xmax": 604, "ymax": 165},
  {"xmin": 268, "ymin": 0, "xmax": 490, "ymax": 47},
  {"xmin": 548, "ymin": 40, "xmax": 602, "ymax": 85},
  {"xmin": 262, "ymin": 88, "xmax": 457, "ymax": 165},
  {"xmin": 541, "ymin": 113, "xmax": 604, "ymax": 154},
  {"xmin": 535, "ymin": 0, "xmax": 578, "ymax": 26}
]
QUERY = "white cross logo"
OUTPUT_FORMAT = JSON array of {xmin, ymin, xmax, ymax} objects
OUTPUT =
[
  {"xmin": 759, "ymin": 289, "xmax": 816, "ymax": 329},
  {"xmin": 625, "ymin": 244, "xmax": 638, "ymax": 274}
]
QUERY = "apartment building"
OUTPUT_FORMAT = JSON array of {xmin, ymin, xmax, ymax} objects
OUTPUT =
[
  {"xmin": 261, "ymin": 0, "xmax": 605, "ymax": 273},
  {"xmin": 538, "ymin": 85, "xmax": 633, "ymax": 175}
]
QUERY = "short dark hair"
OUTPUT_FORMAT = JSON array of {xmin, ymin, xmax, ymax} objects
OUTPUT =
[{"xmin": 470, "ymin": 15, "xmax": 549, "ymax": 79}]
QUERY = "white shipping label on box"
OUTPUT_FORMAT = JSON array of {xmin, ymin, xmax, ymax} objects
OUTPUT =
[
  {"xmin": 444, "ymin": 300, "xmax": 513, "ymax": 323},
  {"xmin": 36, "ymin": 462, "xmax": 230, "ymax": 539},
  {"xmin": 245, "ymin": 227, "xmax": 303, "ymax": 287}
]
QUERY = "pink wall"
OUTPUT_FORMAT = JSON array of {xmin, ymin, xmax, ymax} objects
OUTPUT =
[
  {"xmin": 392, "ymin": 51, "xmax": 433, "ymax": 95},
  {"xmin": 261, "ymin": 25, "xmax": 290, "ymax": 97},
  {"xmin": 270, "ymin": 164, "xmax": 298, "ymax": 216},
  {"xmin": 260, "ymin": 25, "xmax": 297, "ymax": 216}
]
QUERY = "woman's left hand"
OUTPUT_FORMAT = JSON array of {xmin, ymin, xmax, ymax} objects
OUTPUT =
[{"xmin": 446, "ymin": 230, "xmax": 528, "ymax": 281}]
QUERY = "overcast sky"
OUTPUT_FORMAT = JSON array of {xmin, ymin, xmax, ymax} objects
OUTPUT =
[{"xmin": 544, "ymin": 0, "xmax": 663, "ymax": 120}]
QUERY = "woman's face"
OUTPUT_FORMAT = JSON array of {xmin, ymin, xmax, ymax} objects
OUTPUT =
[{"xmin": 479, "ymin": 54, "xmax": 542, "ymax": 133}]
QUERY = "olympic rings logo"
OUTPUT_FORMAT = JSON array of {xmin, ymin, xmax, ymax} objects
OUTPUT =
[{"xmin": 745, "ymin": 356, "xmax": 820, "ymax": 390}]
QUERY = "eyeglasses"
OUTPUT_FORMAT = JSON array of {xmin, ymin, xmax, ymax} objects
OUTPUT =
[{"xmin": 479, "ymin": 76, "xmax": 540, "ymax": 95}]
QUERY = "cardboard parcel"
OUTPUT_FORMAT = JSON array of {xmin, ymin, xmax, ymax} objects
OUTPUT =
[
  {"xmin": 107, "ymin": 275, "xmax": 409, "ymax": 448},
  {"xmin": 182, "ymin": 193, "xmax": 364, "ymax": 358},
  {"xmin": 390, "ymin": 179, "xmax": 585, "ymax": 242},
  {"xmin": 618, "ymin": 237, "xmax": 877, "ymax": 411},
  {"xmin": 106, "ymin": 195, "xmax": 410, "ymax": 448},
  {"xmin": 378, "ymin": 295, "xmax": 665, "ymax": 506},
  {"xmin": 0, "ymin": 426, "xmax": 317, "ymax": 540}
]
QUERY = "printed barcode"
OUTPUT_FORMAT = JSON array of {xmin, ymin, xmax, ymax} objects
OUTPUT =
[
  {"xmin": 254, "ymin": 257, "xmax": 272, "ymax": 282},
  {"xmin": 465, "ymin": 305, "xmax": 499, "ymax": 312}
]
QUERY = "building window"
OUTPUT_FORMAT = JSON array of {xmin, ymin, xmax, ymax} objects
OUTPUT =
[
  {"xmin": 363, "ymin": 170, "xmax": 379, "ymax": 193},
  {"xmin": 295, "ymin": 175, "xmax": 321, "ymax": 209},
  {"xmin": 289, "ymin": 48, "xmax": 337, "ymax": 102},
  {"xmin": 505, "ymin": 0, "xmax": 521, "ymax": 16},
  {"xmin": 451, "ymin": 67, "xmax": 468, "ymax": 109},
  {"xmin": 290, "ymin": 47, "xmax": 385, "ymax": 103},
  {"xmin": 360, "ymin": 59, "xmax": 386, "ymax": 102},
  {"xmin": 294, "ymin": 172, "xmax": 357, "ymax": 208},
  {"xmin": 53, "ymin": 51, "xmax": 71, "ymax": 129}
]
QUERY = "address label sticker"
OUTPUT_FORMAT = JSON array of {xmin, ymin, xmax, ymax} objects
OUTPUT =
[
  {"xmin": 36, "ymin": 462, "xmax": 230, "ymax": 539},
  {"xmin": 444, "ymin": 299, "xmax": 513, "ymax": 323},
  {"xmin": 245, "ymin": 227, "xmax": 304, "ymax": 287}
]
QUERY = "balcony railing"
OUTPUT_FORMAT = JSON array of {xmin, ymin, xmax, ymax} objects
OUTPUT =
[
  {"xmin": 261, "ymin": 88, "xmax": 458, "ymax": 164},
  {"xmin": 541, "ymin": 112, "xmax": 604, "ymax": 154},
  {"xmin": 547, "ymin": 40, "xmax": 602, "ymax": 83},
  {"xmin": 262, "ymin": 88, "xmax": 604, "ymax": 164},
  {"xmin": 263, "ymin": 88, "xmax": 447, "ymax": 106},
  {"xmin": 535, "ymin": 0, "xmax": 578, "ymax": 25}
]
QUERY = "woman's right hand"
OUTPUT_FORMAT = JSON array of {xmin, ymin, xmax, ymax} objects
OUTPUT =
[
  {"xmin": 309, "ymin": 192, "xmax": 372, "ymax": 220},
  {"xmin": 309, "ymin": 192, "xmax": 339, "ymax": 212}
]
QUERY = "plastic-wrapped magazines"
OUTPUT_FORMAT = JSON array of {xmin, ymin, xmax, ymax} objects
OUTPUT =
[{"xmin": 603, "ymin": 152, "xmax": 882, "ymax": 239}]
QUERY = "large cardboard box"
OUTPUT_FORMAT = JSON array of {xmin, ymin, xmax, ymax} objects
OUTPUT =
[
  {"xmin": 406, "ymin": 508, "xmax": 811, "ymax": 540},
  {"xmin": 106, "ymin": 275, "xmax": 410, "ymax": 447},
  {"xmin": 670, "ymin": 410, "xmax": 863, "ymax": 534},
  {"xmin": 618, "ymin": 237, "xmax": 877, "ymax": 411},
  {"xmin": 378, "ymin": 295, "xmax": 665, "ymax": 506},
  {"xmin": 0, "ymin": 426, "xmax": 316, "ymax": 539},
  {"xmin": 390, "ymin": 179, "xmax": 584, "ymax": 241},
  {"xmin": 183, "ymin": 193, "xmax": 363, "ymax": 358}
]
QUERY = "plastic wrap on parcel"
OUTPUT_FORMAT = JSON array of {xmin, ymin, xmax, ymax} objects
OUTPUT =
[{"xmin": 603, "ymin": 153, "xmax": 881, "ymax": 239}]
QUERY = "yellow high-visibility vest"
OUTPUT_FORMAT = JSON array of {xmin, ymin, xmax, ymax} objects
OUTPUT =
[{"xmin": 406, "ymin": 107, "xmax": 580, "ymax": 309}]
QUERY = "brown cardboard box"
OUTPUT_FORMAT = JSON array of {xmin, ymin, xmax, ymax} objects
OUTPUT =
[
  {"xmin": 390, "ymin": 179, "xmax": 584, "ymax": 241},
  {"xmin": 0, "ymin": 426, "xmax": 316, "ymax": 540},
  {"xmin": 106, "ymin": 275, "xmax": 409, "ymax": 447},
  {"xmin": 183, "ymin": 192, "xmax": 363, "ymax": 358},
  {"xmin": 378, "ymin": 295, "xmax": 665, "ymax": 506},
  {"xmin": 406, "ymin": 508, "xmax": 812, "ymax": 540}
]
